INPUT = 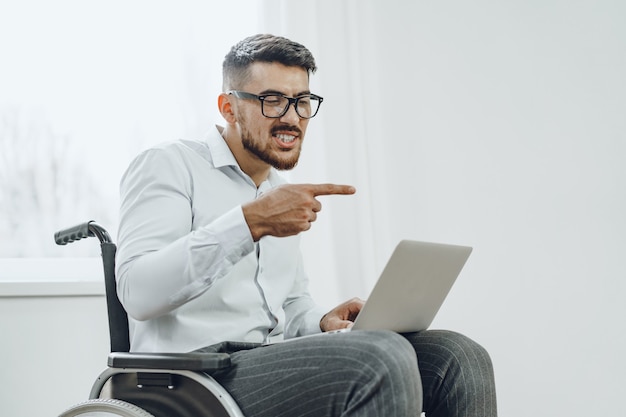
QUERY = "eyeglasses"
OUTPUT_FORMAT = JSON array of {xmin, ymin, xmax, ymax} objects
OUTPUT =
[{"xmin": 228, "ymin": 91, "xmax": 323, "ymax": 119}]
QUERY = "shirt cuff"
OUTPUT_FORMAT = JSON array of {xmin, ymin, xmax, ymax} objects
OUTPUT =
[{"xmin": 207, "ymin": 205, "xmax": 255, "ymax": 262}]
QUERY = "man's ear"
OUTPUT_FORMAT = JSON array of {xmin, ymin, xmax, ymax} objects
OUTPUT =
[{"xmin": 218, "ymin": 93, "xmax": 237, "ymax": 123}]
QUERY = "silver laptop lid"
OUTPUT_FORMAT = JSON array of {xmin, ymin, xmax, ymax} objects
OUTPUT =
[{"xmin": 352, "ymin": 240, "xmax": 472, "ymax": 333}]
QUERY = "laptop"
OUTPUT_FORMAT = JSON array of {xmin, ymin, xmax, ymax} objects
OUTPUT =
[
  {"xmin": 271, "ymin": 239, "xmax": 472, "ymax": 344},
  {"xmin": 346, "ymin": 240, "xmax": 472, "ymax": 333}
]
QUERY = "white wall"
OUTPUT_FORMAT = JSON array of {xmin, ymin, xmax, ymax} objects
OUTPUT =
[{"xmin": 0, "ymin": 264, "xmax": 109, "ymax": 417}]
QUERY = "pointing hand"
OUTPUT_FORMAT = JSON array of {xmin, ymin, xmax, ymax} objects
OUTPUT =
[{"xmin": 242, "ymin": 183, "xmax": 356, "ymax": 241}]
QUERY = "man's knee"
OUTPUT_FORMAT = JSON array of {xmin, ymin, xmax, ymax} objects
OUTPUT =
[
  {"xmin": 337, "ymin": 330, "xmax": 423, "ymax": 413},
  {"xmin": 406, "ymin": 329, "xmax": 495, "ymax": 386},
  {"xmin": 361, "ymin": 330, "xmax": 420, "ymax": 369},
  {"xmin": 427, "ymin": 330, "xmax": 493, "ymax": 369},
  {"xmin": 405, "ymin": 330, "xmax": 498, "ymax": 415}
]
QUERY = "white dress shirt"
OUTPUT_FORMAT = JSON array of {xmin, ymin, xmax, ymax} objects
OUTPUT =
[{"xmin": 116, "ymin": 125, "xmax": 326, "ymax": 352}]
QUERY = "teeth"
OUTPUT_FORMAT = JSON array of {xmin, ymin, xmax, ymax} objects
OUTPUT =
[{"xmin": 276, "ymin": 133, "xmax": 296, "ymax": 143}]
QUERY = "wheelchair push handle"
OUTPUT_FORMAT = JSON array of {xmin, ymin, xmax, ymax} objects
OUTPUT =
[{"xmin": 54, "ymin": 221, "xmax": 112, "ymax": 245}]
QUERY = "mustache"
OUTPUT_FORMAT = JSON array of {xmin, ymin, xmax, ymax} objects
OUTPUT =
[{"xmin": 271, "ymin": 125, "xmax": 302, "ymax": 136}]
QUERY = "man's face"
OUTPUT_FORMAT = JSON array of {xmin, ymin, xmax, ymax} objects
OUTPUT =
[{"xmin": 234, "ymin": 62, "xmax": 312, "ymax": 170}]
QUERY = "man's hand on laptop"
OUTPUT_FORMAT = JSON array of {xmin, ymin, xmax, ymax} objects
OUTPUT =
[
  {"xmin": 242, "ymin": 183, "xmax": 356, "ymax": 241},
  {"xmin": 320, "ymin": 297, "xmax": 365, "ymax": 332}
]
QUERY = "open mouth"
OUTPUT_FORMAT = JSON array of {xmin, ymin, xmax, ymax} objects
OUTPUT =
[{"xmin": 272, "ymin": 131, "xmax": 299, "ymax": 148}]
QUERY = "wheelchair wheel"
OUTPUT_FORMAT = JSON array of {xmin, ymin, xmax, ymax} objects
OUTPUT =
[{"xmin": 58, "ymin": 399, "xmax": 155, "ymax": 417}]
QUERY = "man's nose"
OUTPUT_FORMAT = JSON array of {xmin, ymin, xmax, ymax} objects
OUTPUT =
[{"xmin": 280, "ymin": 102, "xmax": 301, "ymax": 124}]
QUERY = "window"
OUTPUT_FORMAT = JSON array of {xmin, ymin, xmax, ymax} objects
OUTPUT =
[{"xmin": 0, "ymin": 1, "xmax": 259, "ymax": 258}]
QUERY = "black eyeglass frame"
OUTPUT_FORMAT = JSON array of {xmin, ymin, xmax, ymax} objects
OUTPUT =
[{"xmin": 228, "ymin": 90, "xmax": 324, "ymax": 119}]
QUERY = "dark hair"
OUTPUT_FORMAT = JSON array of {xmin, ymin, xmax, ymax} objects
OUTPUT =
[{"xmin": 222, "ymin": 34, "xmax": 317, "ymax": 90}]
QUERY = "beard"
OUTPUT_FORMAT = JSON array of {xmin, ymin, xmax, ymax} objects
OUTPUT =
[{"xmin": 240, "ymin": 124, "xmax": 303, "ymax": 171}]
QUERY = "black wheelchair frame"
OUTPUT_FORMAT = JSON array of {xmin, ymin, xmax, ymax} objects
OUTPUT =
[{"xmin": 55, "ymin": 221, "xmax": 245, "ymax": 417}]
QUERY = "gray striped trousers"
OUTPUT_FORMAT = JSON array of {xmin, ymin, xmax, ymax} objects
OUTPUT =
[{"xmin": 212, "ymin": 329, "xmax": 497, "ymax": 417}]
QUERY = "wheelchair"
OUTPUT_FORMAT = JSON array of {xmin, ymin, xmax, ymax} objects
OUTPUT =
[{"xmin": 55, "ymin": 221, "xmax": 246, "ymax": 417}]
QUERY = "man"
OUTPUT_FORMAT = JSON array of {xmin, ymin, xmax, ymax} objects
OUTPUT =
[{"xmin": 116, "ymin": 33, "xmax": 497, "ymax": 416}]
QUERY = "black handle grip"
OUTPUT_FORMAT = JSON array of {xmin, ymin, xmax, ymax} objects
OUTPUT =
[
  {"xmin": 54, "ymin": 221, "xmax": 93, "ymax": 245},
  {"xmin": 55, "ymin": 221, "xmax": 112, "ymax": 245}
]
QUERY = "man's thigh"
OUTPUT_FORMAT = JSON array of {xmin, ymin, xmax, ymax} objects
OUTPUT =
[{"xmin": 212, "ymin": 330, "xmax": 421, "ymax": 417}]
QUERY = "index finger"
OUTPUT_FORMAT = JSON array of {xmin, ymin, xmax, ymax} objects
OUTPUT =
[{"xmin": 307, "ymin": 183, "xmax": 356, "ymax": 196}]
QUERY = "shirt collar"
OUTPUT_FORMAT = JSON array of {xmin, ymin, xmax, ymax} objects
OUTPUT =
[
  {"xmin": 206, "ymin": 125, "xmax": 286, "ymax": 188},
  {"xmin": 206, "ymin": 125, "xmax": 239, "ymax": 169}
]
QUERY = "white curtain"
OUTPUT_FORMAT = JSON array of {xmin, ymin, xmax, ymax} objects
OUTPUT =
[{"xmin": 258, "ymin": 1, "xmax": 412, "ymax": 306}]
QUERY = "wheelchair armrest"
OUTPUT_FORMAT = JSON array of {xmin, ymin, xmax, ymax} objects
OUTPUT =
[{"xmin": 108, "ymin": 351, "xmax": 232, "ymax": 372}]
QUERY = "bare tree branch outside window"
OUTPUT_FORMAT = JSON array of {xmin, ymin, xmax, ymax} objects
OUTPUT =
[{"xmin": 0, "ymin": 107, "xmax": 113, "ymax": 257}]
